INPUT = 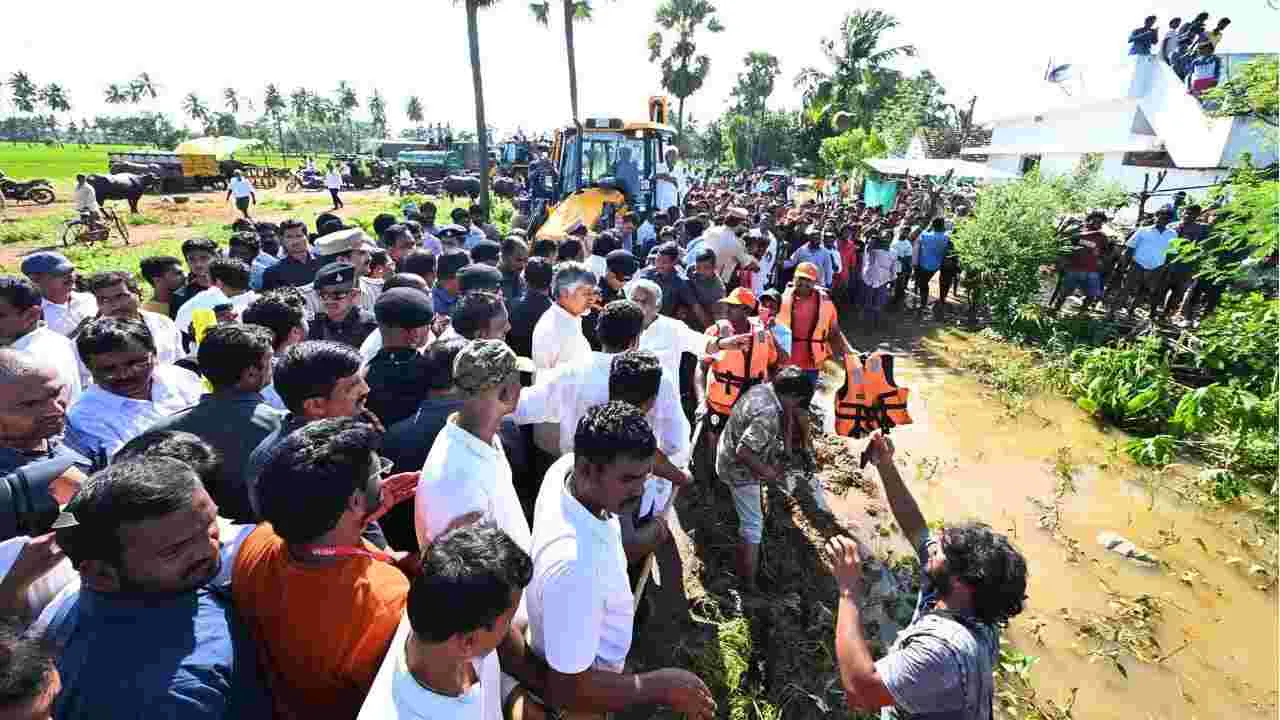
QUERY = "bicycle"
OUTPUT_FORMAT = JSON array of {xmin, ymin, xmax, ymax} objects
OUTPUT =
[{"xmin": 61, "ymin": 204, "xmax": 130, "ymax": 247}]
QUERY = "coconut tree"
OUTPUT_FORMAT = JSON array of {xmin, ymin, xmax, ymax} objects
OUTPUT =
[
  {"xmin": 104, "ymin": 83, "xmax": 129, "ymax": 105},
  {"xmin": 223, "ymin": 88, "xmax": 241, "ymax": 116},
  {"xmin": 368, "ymin": 90, "xmax": 387, "ymax": 141},
  {"xmin": 335, "ymin": 81, "xmax": 359, "ymax": 152},
  {"xmin": 264, "ymin": 83, "xmax": 287, "ymax": 161},
  {"xmin": 792, "ymin": 9, "xmax": 915, "ymax": 131},
  {"xmin": 39, "ymin": 84, "xmax": 71, "ymax": 143},
  {"xmin": 530, "ymin": 1, "xmax": 595, "ymax": 124},
  {"xmin": 647, "ymin": 0, "xmax": 725, "ymax": 135},
  {"xmin": 455, "ymin": 0, "xmax": 497, "ymax": 208},
  {"xmin": 183, "ymin": 92, "xmax": 210, "ymax": 133},
  {"xmin": 405, "ymin": 95, "xmax": 424, "ymax": 138},
  {"xmin": 7, "ymin": 72, "xmax": 38, "ymax": 114},
  {"xmin": 129, "ymin": 72, "xmax": 160, "ymax": 107},
  {"xmin": 290, "ymin": 87, "xmax": 311, "ymax": 153}
]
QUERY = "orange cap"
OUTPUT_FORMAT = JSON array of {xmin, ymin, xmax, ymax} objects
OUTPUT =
[
  {"xmin": 720, "ymin": 286, "xmax": 757, "ymax": 309},
  {"xmin": 794, "ymin": 262, "xmax": 820, "ymax": 282}
]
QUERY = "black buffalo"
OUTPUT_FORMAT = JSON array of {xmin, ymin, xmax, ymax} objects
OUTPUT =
[
  {"xmin": 442, "ymin": 175, "xmax": 481, "ymax": 200},
  {"xmin": 86, "ymin": 173, "xmax": 158, "ymax": 213}
]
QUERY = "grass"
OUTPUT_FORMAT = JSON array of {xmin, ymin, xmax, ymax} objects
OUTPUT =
[
  {"xmin": 0, "ymin": 143, "xmax": 333, "ymax": 193},
  {"xmin": 0, "ymin": 143, "xmax": 138, "ymax": 189},
  {"xmin": 0, "ymin": 214, "xmax": 65, "ymax": 246}
]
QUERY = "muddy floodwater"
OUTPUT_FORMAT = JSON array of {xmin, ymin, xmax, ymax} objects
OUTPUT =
[{"xmin": 825, "ymin": 327, "xmax": 1278, "ymax": 719}]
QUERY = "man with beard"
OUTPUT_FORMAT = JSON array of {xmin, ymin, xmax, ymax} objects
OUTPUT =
[
  {"xmin": 234, "ymin": 418, "xmax": 415, "ymax": 720},
  {"xmin": 517, "ymin": 402, "xmax": 715, "ymax": 720},
  {"xmin": 65, "ymin": 318, "xmax": 204, "ymax": 464},
  {"xmin": 0, "ymin": 350, "xmax": 89, "ymax": 542},
  {"xmin": 827, "ymin": 432, "xmax": 1027, "ymax": 718},
  {"xmin": 43, "ymin": 457, "xmax": 271, "ymax": 718}
]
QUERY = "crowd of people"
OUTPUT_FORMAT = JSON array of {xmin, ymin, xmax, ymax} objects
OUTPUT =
[
  {"xmin": 1129, "ymin": 10, "xmax": 1231, "ymax": 95},
  {"xmin": 0, "ymin": 159, "xmax": 1048, "ymax": 719}
]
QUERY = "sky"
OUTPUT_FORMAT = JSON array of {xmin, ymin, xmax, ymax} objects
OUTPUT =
[{"xmin": 4, "ymin": 0, "xmax": 1276, "ymax": 138}]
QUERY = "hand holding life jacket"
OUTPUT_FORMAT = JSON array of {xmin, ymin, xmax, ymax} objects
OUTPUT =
[{"xmin": 835, "ymin": 351, "xmax": 912, "ymax": 438}]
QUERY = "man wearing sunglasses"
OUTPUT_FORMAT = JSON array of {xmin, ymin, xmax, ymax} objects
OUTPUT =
[{"xmin": 307, "ymin": 262, "xmax": 377, "ymax": 350}]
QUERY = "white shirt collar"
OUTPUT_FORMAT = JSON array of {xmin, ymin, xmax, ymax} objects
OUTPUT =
[{"xmin": 441, "ymin": 414, "xmax": 503, "ymax": 461}]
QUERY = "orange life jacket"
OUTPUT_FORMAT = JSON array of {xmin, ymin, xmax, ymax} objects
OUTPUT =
[
  {"xmin": 834, "ymin": 351, "xmax": 912, "ymax": 438},
  {"xmin": 705, "ymin": 318, "xmax": 773, "ymax": 416},
  {"xmin": 779, "ymin": 287, "xmax": 837, "ymax": 368}
]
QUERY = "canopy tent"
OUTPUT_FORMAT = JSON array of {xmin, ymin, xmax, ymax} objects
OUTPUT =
[
  {"xmin": 174, "ymin": 136, "xmax": 263, "ymax": 160},
  {"xmin": 865, "ymin": 157, "xmax": 1020, "ymax": 182}
]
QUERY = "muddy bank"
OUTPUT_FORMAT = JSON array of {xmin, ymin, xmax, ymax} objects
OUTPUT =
[{"xmin": 627, "ymin": 325, "xmax": 1277, "ymax": 720}]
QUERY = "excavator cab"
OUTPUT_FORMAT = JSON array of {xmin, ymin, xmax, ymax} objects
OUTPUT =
[{"xmin": 533, "ymin": 97, "xmax": 676, "ymax": 243}]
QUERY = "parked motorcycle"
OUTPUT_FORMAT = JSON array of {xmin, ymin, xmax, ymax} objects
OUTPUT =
[
  {"xmin": 0, "ymin": 171, "xmax": 56, "ymax": 205},
  {"xmin": 284, "ymin": 169, "xmax": 326, "ymax": 193}
]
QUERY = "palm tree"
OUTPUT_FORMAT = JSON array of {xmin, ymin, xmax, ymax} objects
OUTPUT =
[
  {"xmin": 104, "ymin": 83, "xmax": 129, "ymax": 105},
  {"xmin": 183, "ymin": 92, "xmax": 210, "ymax": 132},
  {"xmin": 530, "ymin": 1, "xmax": 594, "ymax": 124},
  {"xmin": 7, "ymin": 71, "xmax": 38, "ymax": 114},
  {"xmin": 335, "ymin": 81, "xmax": 359, "ymax": 152},
  {"xmin": 290, "ymin": 87, "xmax": 311, "ymax": 153},
  {"xmin": 648, "ymin": 0, "xmax": 725, "ymax": 135},
  {"xmin": 38, "ymin": 84, "xmax": 71, "ymax": 142},
  {"xmin": 405, "ymin": 95, "xmax": 424, "ymax": 138},
  {"xmin": 223, "ymin": 88, "xmax": 241, "ymax": 116},
  {"xmin": 368, "ymin": 90, "xmax": 387, "ymax": 140},
  {"xmin": 792, "ymin": 9, "xmax": 915, "ymax": 131},
  {"xmin": 456, "ymin": 0, "xmax": 497, "ymax": 209},
  {"xmin": 264, "ymin": 84, "xmax": 287, "ymax": 161},
  {"xmin": 129, "ymin": 72, "xmax": 160, "ymax": 106}
]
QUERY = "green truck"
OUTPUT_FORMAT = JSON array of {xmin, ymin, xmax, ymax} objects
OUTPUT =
[{"xmin": 396, "ymin": 150, "xmax": 465, "ymax": 181}]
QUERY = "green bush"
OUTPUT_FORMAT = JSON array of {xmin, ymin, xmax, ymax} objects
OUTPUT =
[
  {"xmin": 1191, "ymin": 293, "xmax": 1279, "ymax": 394},
  {"xmin": 1068, "ymin": 335, "xmax": 1180, "ymax": 433}
]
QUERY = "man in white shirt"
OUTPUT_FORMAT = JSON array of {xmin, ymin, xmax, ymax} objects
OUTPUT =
[
  {"xmin": 415, "ymin": 339, "xmax": 535, "ymax": 552},
  {"xmin": 654, "ymin": 147, "xmax": 685, "ymax": 218},
  {"xmin": 358, "ymin": 523, "xmax": 534, "ymax": 720},
  {"xmin": 0, "ymin": 278, "xmax": 81, "ymax": 403},
  {"xmin": 784, "ymin": 225, "xmax": 838, "ymax": 288},
  {"xmin": 84, "ymin": 271, "xmax": 185, "ymax": 367},
  {"xmin": 225, "ymin": 170, "xmax": 256, "ymax": 220},
  {"xmin": 513, "ymin": 302, "xmax": 693, "ymax": 523},
  {"xmin": 70, "ymin": 174, "xmax": 102, "ymax": 233},
  {"xmin": 65, "ymin": 317, "xmax": 204, "ymax": 464},
  {"xmin": 700, "ymin": 207, "xmax": 758, "ymax": 284},
  {"xmin": 529, "ymin": 262, "xmax": 597, "ymax": 455},
  {"xmin": 1122, "ymin": 207, "xmax": 1177, "ymax": 319},
  {"xmin": 20, "ymin": 253, "xmax": 97, "ymax": 338},
  {"xmin": 522, "ymin": 402, "xmax": 714, "ymax": 719},
  {"xmin": 324, "ymin": 164, "xmax": 345, "ymax": 210},
  {"xmin": 174, "ymin": 258, "xmax": 259, "ymax": 339},
  {"xmin": 626, "ymin": 279, "xmax": 741, "ymax": 404}
]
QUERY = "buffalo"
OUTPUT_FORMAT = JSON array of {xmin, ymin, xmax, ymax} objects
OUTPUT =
[
  {"xmin": 442, "ymin": 175, "xmax": 481, "ymax": 200},
  {"xmin": 86, "ymin": 173, "xmax": 158, "ymax": 213}
]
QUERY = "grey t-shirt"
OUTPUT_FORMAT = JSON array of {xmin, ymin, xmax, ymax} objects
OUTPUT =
[{"xmin": 874, "ymin": 531, "xmax": 999, "ymax": 720}]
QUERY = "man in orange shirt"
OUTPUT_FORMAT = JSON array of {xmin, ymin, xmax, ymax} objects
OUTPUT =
[
  {"xmin": 779, "ymin": 262, "xmax": 852, "ymax": 381},
  {"xmin": 232, "ymin": 417, "xmax": 420, "ymax": 720}
]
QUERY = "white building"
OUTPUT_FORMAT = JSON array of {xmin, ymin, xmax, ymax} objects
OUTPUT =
[{"xmin": 964, "ymin": 55, "xmax": 1277, "ymax": 203}]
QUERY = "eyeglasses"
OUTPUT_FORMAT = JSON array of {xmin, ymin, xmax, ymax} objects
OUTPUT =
[{"xmin": 319, "ymin": 291, "xmax": 352, "ymax": 301}]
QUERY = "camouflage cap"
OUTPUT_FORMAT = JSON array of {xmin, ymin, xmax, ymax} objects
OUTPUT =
[{"xmin": 452, "ymin": 339, "xmax": 536, "ymax": 394}]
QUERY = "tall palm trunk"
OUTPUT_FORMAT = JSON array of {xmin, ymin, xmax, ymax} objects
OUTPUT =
[
  {"xmin": 467, "ymin": 1, "xmax": 491, "ymax": 209},
  {"xmin": 677, "ymin": 96, "xmax": 686, "ymax": 136},
  {"xmin": 564, "ymin": 0, "xmax": 580, "ymax": 124}
]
